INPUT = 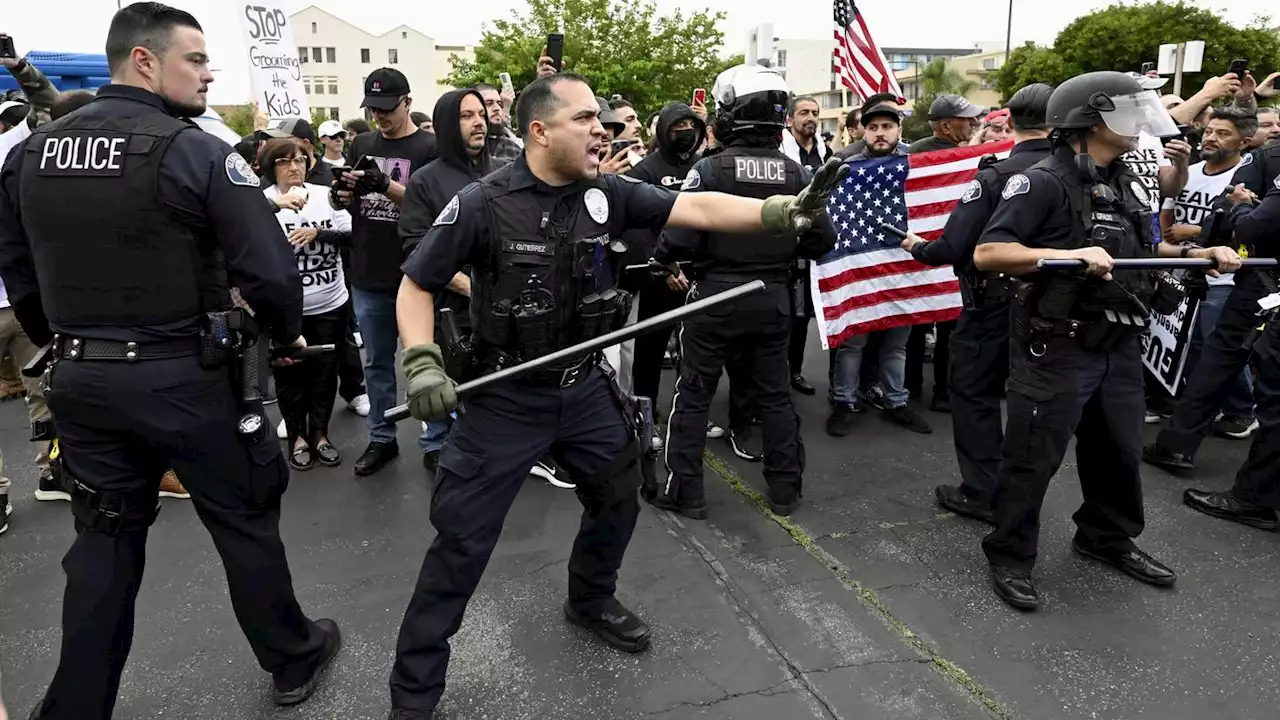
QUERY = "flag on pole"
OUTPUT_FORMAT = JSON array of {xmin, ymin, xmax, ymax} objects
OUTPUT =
[
  {"xmin": 832, "ymin": 0, "xmax": 904, "ymax": 104},
  {"xmin": 813, "ymin": 140, "xmax": 1014, "ymax": 350}
]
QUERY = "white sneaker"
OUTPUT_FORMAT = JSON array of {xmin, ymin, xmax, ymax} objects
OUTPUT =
[
  {"xmin": 353, "ymin": 332, "xmax": 363, "ymax": 349},
  {"xmin": 348, "ymin": 393, "xmax": 371, "ymax": 417},
  {"xmin": 650, "ymin": 434, "xmax": 664, "ymax": 452},
  {"xmin": 705, "ymin": 422, "xmax": 724, "ymax": 439},
  {"xmin": 277, "ymin": 418, "xmax": 288, "ymax": 439},
  {"xmin": 1143, "ymin": 410, "xmax": 1162, "ymax": 425},
  {"xmin": 530, "ymin": 460, "xmax": 576, "ymax": 489}
]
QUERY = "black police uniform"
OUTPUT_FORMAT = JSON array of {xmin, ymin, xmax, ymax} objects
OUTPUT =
[
  {"xmin": 979, "ymin": 145, "xmax": 1161, "ymax": 573},
  {"xmin": 392, "ymin": 154, "xmax": 677, "ymax": 713},
  {"xmin": 654, "ymin": 146, "xmax": 834, "ymax": 511},
  {"xmin": 911, "ymin": 139, "xmax": 1052, "ymax": 505},
  {"xmin": 0, "ymin": 85, "xmax": 334, "ymax": 719},
  {"xmin": 905, "ymin": 135, "xmax": 960, "ymax": 407},
  {"xmin": 1149, "ymin": 143, "xmax": 1280, "ymax": 465}
]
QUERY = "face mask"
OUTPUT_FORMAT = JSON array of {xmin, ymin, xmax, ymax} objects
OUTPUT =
[{"xmin": 668, "ymin": 128, "xmax": 699, "ymax": 154}]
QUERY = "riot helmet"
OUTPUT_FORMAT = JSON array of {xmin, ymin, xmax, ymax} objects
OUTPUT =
[
  {"xmin": 711, "ymin": 63, "xmax": 790, "ymax": 137},
  {"xmin": 1046, "ymin": 71, "xmax": 1179, "ymax": 138}
]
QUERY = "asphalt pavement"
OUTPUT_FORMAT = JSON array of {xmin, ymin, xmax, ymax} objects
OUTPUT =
[{"xmin": 0, "ymin": 331, "xmax": 1275, "ymax": 720}]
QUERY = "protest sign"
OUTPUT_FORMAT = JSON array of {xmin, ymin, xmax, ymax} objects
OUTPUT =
[{"xmin": 237, "ymin": 3, "xmax": 309, "ymax": 120}]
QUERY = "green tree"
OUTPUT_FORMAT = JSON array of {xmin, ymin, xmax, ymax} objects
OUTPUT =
[
  {"xmin": 446, "ymin": 0, "xmax": 740, "ymax": 119},
  {"xmin": 220, "ymin": 104, "xmax": 254, "ymax": 137},
  {"xmin": 901, "ymin": 58, "xmax": 979, "ymax": 141},
  {"xmin": 994, "ymin": 42, "xmax": 1071, "ymax": 101}
]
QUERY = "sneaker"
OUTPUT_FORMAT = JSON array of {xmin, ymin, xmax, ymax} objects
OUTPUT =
[
  {"xmin": 277, "ymin": 418, "xmax": 288, "ymax": 440},
  {"xmin": 34, "ymin": 469, "xmax": 70, "ymax": 502},
  {"xmin": 159, "ymin": 470, "xmax": 190, "ymax": 499},
  {"xmin": 0, "ymin": 493, "xmax": 10, "ymax": 535},
  {"xmin": 705, "ymin": 422, "xmax": 724, "ymax": 440},
  {"xmin": 857, "ymin": 385, "xmax": 887, "ymax": 411},
  {"xmin": 885, "ymin": 405, "xmax": 932, "ymax": 434},
  {"xmin": 826, "ymin": 404, "xmax": 858, "ymax": 437},
  {"xmin": 1143, "ymin": 410, "xmax": 1162, "ymax": 425},
  {"xmin": 530, "ymin": 456, "xmax": 576, "ymax": 489},
  {"xmin": 728, "ymin": 426, "xmax": 763, "ymax": 462},
  {"xmin": 1214, "ymin": 415, "xmax": 1259, "ymax": 439},
  {"xmin": 347, "ymin": 394, "xmax": 371, "ymax": 417},
  {"xmin": 650, "ymin": 434, "xmax": 664, "ymax": 452}
]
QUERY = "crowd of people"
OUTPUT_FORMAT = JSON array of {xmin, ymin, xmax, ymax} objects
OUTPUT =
[{"xmin": 1, "ymin": 1, "xmax": 1280, "ymax": 718}]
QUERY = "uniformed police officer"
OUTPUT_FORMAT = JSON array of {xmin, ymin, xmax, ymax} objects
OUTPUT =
[
  {"xmin": 901, "ymin": 83, "xmax": 1055, "ymax": 524},
  {"xmin": 972, "ymin": 71, "xmax": 1241, "ymax": 611},
  {"xmin": 389, "ymin": 71, "xmax": 845, "ymax": 718},
  {"xmin": 654, "ymin": 64, "xmax": 835, "ymax": 520},
  {"xmin": 0, "ymin": 5, "xmax": 341, "ymax": 717}
]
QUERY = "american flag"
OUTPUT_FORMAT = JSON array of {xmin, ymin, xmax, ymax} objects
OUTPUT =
[
  {"xmin": 814, "ymin": 140, "xmax": 1014, "ymax": 350},
  {"xmin": 832, "ymin": 0, "xmax": 903, "ymax": 103}
]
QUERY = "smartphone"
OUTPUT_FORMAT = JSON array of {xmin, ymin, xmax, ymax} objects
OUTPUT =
[
  {"xmin": 1162, "ymin": 124, "xmax": 1192, "ymax": 146},
  {"xmin": 271, "ymin": 344, "xmax": 337, "ymax": 360},
  {"xmin": 1228, "ymin": 58, "xmax": 1248, "ymax": 78},
  {"xmin": 546, "ymin": 33, "xmax": 564, "ymax": 72},
  {"xmin": 611, "ymin": 139, "xmax": 636, "ymax": 156},
  {"xmin": 330, "ymin": 165, "xmax": 348, "ymax": 183},
  {"xmin": 499, "ymin": 72, "xmax": 514, "ymax": 95},
  {"xmin": 692, "ymin": 88, "xmax": 707, "ymax": 106},
  {"xmin": 353, "ymin": 155, "xmax": 377, "ymax": 172},
  {"xmin": 0, "ymin": 34, "xmax": 15, "ymax": 60},
  {"xmin": 1140, "ymin": 61, "xmax": 1155, "ymax": 74}
]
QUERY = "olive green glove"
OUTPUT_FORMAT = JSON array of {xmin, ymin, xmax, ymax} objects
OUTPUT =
[
  {"xmin": 401, "ymin": 343, "xmax": 458, "ymax": 422},
  {"xmin": 761, "ymin": 157, "xmax": 851, "ymax": 234}
]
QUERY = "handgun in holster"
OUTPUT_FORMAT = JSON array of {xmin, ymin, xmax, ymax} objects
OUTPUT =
[
  {"xmin": 226, "ymin": 309, "xmax": 270, "ymax": 440},
  {"xmin": 438, "ymin": 307, "xmax": 478, "ymax": 383}
]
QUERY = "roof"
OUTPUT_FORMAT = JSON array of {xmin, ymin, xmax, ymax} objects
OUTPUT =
[
  {"xmin": 880, "ymin": 47, "xmax": 977, "ymax": 57},
  {"xmin": 289, "ymin": 5, "xmax": 433, "ymax": 41}
]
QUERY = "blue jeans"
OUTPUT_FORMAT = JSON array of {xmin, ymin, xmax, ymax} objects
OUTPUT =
[
  {"xmin": 831, "ymin": 326, "xmax": 911, "ymax": 408},
  {"xmin": 351, "ymin": 286, "xmax": 431, "ymax": 448},
  {"xmin": 420, "ymin": 417, "xmax": 452, "ymax": 454},
  {"xmin": 1189, "ymin": 284, "xmax": 1254, "ymax": 419}
]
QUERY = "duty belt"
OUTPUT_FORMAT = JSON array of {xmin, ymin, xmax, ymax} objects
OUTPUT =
[
  {"xmin": 984, "ymin": 276, "xmax": 1016, "ymax": 301},
  {"xmin": 700, "ymin": 272, "xmax": 790, "ymax": 284},
  {"xmin": 53, "ymin": 335, "xmax": 199, "ymax": 362},
  {"xmin": 484, "ymin": 349, "xmax": 597, "ymax": 389}
]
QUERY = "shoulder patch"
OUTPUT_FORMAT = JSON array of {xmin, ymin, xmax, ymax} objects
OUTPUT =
[
  {"xmin": 1001, "ymin": 174, "xmax": 1030, "ymax": 200},
  {"xmin": 681, "ymin": 169, "xmax": 701, "ymax": 191},
  {"xmin": 225, "ymin": 152, "xmax": 260, "ymax": 188},
  {"xmin": 1239, "ymin": 152, "xmax": 1254, "ymax": 168},
  {"xmin": 584, "ymin": 187, "xmax": 610, "ymax": 224},
  {"xmin": 960, "ymin": 179, "xmax": 983, "ymax": 204},
  {"xmin": 433, "ymin": 195, "xmax": 460, "ymax": 227},
  {"xmin": 1129, "ymin": 181, "xmax": 1150, "ymax": 207},
  {"xmin": 1274, "ymin": 173, "xmax": 1280, "ymax": 191}
]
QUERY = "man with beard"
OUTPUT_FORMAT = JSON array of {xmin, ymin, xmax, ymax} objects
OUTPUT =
[
  {"xmin": 779, "ymin": 96, "xmax": 829, "ymax": 394},
  {"xmin": 473, "ymin": 83, "xmax": 521, "ymax": 166}
]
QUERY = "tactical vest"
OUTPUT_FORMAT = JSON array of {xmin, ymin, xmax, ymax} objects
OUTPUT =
[
  {"xmin": 19, "ymin": 112, "xmax": 214, "ymax": 328},
  {"xmin": 964, "ymin": 148, "xmax": 1051, "ymax": 305},
  {"xmin": 695, "ymin": 147, "xmax": 806, "ymax": 282},
  {"xmin": 471, "ymin": 167, "xmax": 627, "ymax": 360}
]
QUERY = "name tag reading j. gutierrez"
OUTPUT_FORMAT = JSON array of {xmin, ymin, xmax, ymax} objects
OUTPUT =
[
  {"xmin": 37, "ymin": 132, "xmax": 128, "ymax": 177},
  {"xmin": 734, "ymin": 156, "xmax": 786, "ymax": 185}
]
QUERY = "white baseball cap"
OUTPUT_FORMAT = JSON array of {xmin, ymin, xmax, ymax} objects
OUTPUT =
[
  {"xmin": 0, "ymin": 100, "xmax": 27, "ymax": 117},
  {"xmin": 317, "ymin": 119, "xmax": 346, "ymax": 138}
]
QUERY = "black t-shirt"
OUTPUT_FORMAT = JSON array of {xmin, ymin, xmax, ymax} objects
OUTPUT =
[
  {"xmin": 344, "ymin": 129, "xmax": 438, "ymax": 291},
  {"xmin": 907, "ymin": 135, "xmax": 957, "ymax": 154},
  {"xmin": 796, "ymin": 142, "xmax": 822, "ymax": 172}
]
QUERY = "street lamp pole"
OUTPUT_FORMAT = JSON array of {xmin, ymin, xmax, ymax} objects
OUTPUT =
[{"xmin": 1005, "ymin": 0, "xmax": 1014, "ymax": 60}]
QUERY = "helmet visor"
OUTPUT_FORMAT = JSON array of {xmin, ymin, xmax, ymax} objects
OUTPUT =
[{"xmin": 1098, "ymin": 91, "xmax": 1180, "ymax": 138}]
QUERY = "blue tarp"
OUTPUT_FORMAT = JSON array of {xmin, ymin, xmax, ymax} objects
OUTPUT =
[{"xmin": 0, "ymin": 51, "xmax": 110, "ymax": 92}]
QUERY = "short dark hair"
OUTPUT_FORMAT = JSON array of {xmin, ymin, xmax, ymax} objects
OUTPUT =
[
  {"xmin": 515, "ymin": 72, "xmax": 591, "ymax": 137},
  {"xmin": 410, "ymin": 111, "xmax": 430, "ymax": 125},
  {"xmin": 1210, "ymin": 107, "xmax": 1259, "ymax": 140},
  {"xmin": 1006, "ymin": 83, "xmax": 1054, "ymax": 131},
  {"xmin": 344, "ymin": 118, "xmax": 370, "ymax": 134},
  {"xmin": 610, "ymin": 98, "xmax": 634, "ymax": 112},
  {"xmin": 105, "ymin": 2, "xmax": 203, "ymax": 74},
  {"xmin": 258, "ymin": 138, "xmax": 309, "ymax": 181},
  {"xmin": 51, "ymin": 91, "xmax": 97, "ymax": 120},
  {"xmin": 789, "ymin": 96, "xmax": 819, "ymax": 117},
  {"xmin": 863, "ymin": 92, "xmax": 898, "ymax": 107},
  {"xmin": 845, "ymin": 108, "xmax": 861, "ymax": 128},
  {"xmin": 471, "ymin": 82, "xmax": 499, "ymax": 95}
]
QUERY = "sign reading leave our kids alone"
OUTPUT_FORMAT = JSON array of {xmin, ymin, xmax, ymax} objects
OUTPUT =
[{"xmin": 237, "ymin": 2, "xmax": 310, "ymax": 120}]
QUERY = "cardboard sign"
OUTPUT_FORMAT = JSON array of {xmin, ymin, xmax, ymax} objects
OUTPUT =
[{"xmin": 237, "ymin": 2, "xmax": 309, "ymax": 120}]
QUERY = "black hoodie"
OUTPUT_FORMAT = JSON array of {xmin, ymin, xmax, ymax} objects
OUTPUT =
[
  {"xmin": 620, "ymin": 103, "xmax": 707, "ymax": 274},
  {"xmin": 399, "ymin": 89, "xmax": 492, "ymax": 332}
]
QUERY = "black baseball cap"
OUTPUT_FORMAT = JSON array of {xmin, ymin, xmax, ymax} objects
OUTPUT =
[
  {"xmin": 928, "ymin": 94, "xmax": 984, "ymax": 120},
  {"xmin": 362, "ymin": 68, "xmax": 410, "ymax": 111},
  {"xmin": 860, "ymin": 101, "xmax": 902, "ymax": 125}
]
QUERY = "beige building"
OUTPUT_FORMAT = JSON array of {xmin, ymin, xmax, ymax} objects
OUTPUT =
[
  {"xmin": 894, "ymin": 48, "xmax": 1005, "ymax": 109},
  {"xmin": 289, "ymin": 5, "xmax": 472, "ymax": 122}
]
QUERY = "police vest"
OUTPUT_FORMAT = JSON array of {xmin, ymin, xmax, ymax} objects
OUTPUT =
[
  {"xmin": 19, "ymin": 112, "xmax": 213, "ymax": 328},
  {"xmin": 471, "ymin": 167, "xmax": 624, "ymax": 357},
  {"xmin": 696, "ymin": 147, "xmax": 806, "ymax": 282}
]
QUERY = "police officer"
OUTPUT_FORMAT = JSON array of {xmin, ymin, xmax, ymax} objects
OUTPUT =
[
  {"xmin": 972, "ymin": 71, "xmax": 1240, "ymax": 611},
  {"xmin": 0, "ymin": 5, "xmax": 341, "ymax": 717},
  {"xmin": 1144, "ymin": 117, "xmax": 1280, "ymax": 471},
  {"xmin": 901, "ymin": 83, "xmax": 1055, "ymax": 524},
  {"xmin": 653, "ymin": 64, "xmax": 836, "ymax": 520},
  {"xmin": 389, "ymin": 71, "xmax": 844, "ymax": 718}
]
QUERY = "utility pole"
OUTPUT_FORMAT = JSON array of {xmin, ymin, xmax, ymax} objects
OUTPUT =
[{"xmin": 1005, "ymin": 0, "xmax": 1014, "ymax": 60}]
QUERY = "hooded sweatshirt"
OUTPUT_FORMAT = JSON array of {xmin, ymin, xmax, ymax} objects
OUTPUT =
[
  {"xmin": 398, "ymin": 89, "xmax": 493, "ymax": 331},
  {"xmin": 620, "ymin": 102, "xmax": 707, "ymax": 272}
]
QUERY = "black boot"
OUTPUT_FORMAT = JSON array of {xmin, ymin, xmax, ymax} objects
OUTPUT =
[
  {"xmin": 990, "ymin": 566, "xmax": 1039, "ymax": 610},
  {"xmin": 564, "ymin": 598, "xmax": 651, "ymax": 653},
  {"xmin": 1183, "ymin": 489, "xmax": 1278, "ymax": 531}
]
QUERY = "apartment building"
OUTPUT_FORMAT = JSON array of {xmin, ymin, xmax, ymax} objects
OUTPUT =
[{"xmin": 290, "ymin": 5, "xmax": 471, "ymax": 122}]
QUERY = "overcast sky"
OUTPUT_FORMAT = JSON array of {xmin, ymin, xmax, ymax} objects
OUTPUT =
[{"xmin": 3, "ymin": 0, "xmax": 1267, "ymax": 104}]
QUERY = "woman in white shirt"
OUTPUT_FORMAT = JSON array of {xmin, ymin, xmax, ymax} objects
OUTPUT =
[{"xmin": 260, "ymin": 139, "xmax": 353, "ymax": 471}]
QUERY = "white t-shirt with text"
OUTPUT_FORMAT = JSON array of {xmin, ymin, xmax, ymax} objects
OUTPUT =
[
  {"xmin": 1162, "ymin": 159, "xmax": 1240, "ymax": 286},
  {"xmin": 265, "ymin": 182, "xmax": 352, "ymax": 314}
]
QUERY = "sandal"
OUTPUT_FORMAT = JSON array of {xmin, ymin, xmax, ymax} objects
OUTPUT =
[
  {"xmin": 314, "ymin": 441, "xmax": 341, "ymax": 467},
  {"xmin": 289, "ymin": 445, "xmax": 314, "ymax": 472}
]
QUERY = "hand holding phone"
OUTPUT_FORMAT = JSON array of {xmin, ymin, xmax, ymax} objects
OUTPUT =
[
  {"xmin": 271, "ymin": 343, "xmax": 336, "ymax": 361},
  {"xmin": 1228, "ymin": 58, "xmax": 1248, "ymax": 79},
  {"xmin": 499, "ymin": 72, "xmax": 514, "ymax": 95},
  {"xmin": 0, "ymin": 34, "xmax": 16, "ymax": 60},
  {"xmin": 692, "ymin": 88, "xmax": 707, "ymax": 107},
  {"xmin": 546, "ymin": 33, "xmax": 564, "ymax": 72}
]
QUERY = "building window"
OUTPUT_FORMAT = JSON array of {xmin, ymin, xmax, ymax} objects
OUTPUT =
[
  {"xmin": 315, "ymin": 84, "xmax": 324, "ymax": 95},
  {"xmin": 328, "ymin": 81, "xmax": 338, "ymax": 94},
  {"xmin": 361, "ymin": 48, "xmax": 370, "ymax": 63},
  {"xmin": 298, "ymin": 47, "xmax": 308, "ymax": 63},
  {"xmin": 330, "ymin": 107, "xmax": 340, "ymax": 120},
  {"xmin": 982, "ymin": 57, "xmax": 996, "ymax": 70},
  {"xmin": 312, "ymin": 47, "xmax": 322, "ymax": 63},
  {"xmin": 776, "ymin": 49, "xmax": 787, "ymax": 68},
  {"xmin": 402, "ymin": 31, "xmax": 408, "ymax": 39},
  {"xmin": 303, "ymin": 81, "xmax": 311, "ymax": 94},
  {"xmin": 326, "ymin": 47, "xmax": 336, "ymax": 63},
  {"xmin": 389, "ymin": 48, "xmax": 399, "ymax": 64},
  {"xmin": 311, "ymin": 22, "xmax": 317, "ymax": 33}
]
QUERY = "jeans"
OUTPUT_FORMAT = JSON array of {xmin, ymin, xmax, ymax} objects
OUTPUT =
[
  {"xmin": 420, "ymin": 419, "xmax": 451, "ymax": 454},
  {"xmin": 830, "ymin": 325, "xmax": 910, "ymax": 408},
  {"xmin": 351, "ymin": 286, "xmax": 429, "ymax": 448},
  {"xmin": 0, "ymin": 306, "xmax": 52, "ymax": 495},
  {"xmin": 1188, "ymin": 284, "xmax": 1254, "ymax": 419}
]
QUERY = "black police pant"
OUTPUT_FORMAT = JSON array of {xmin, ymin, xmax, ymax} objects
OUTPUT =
[
  {"xmin": 948, "ymin": 302, "xmax": 1010, "ymax": 502},
  {"xmin": 1156, "ymin": 270, "xmax": 1267, "ymax": 458},
  {"xmin": 35, "ymin": 357, "xmax": 328, "ymax": 720},
  {"xmin": 390, "ymin": 367, "xmax": 640, "ymax": 711},
  {"xmin": 906, "ymin": 320, "xmax": 954, "ymax": 399},
  {"xmin": 982, "ymin": 335, "xmax": 1146, "ymax": 571},
  {"xmin": 1227, "ymin": 317, "xmax": 1280, "ymax": 509},
  {"xmin": 665, "ymin": 282, "xmax": 802, "ymax": 503}
]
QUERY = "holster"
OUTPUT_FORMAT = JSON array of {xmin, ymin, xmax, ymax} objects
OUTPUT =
[
  {"xmin": 513, "ymin": 302, "xmax": 554, "ymax": 359},
  {"xmin": 199, "ymin": 310, "xmax": 237, "ymax": 370},
  {"xmin": 439, "ymin": 308, "xmax": 479, "ymax": 383}
]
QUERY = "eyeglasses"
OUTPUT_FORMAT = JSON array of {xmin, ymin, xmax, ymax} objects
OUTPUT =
[{"xmin": 274, "ymin": 156, "xmax": 307, "ymax": 167}]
